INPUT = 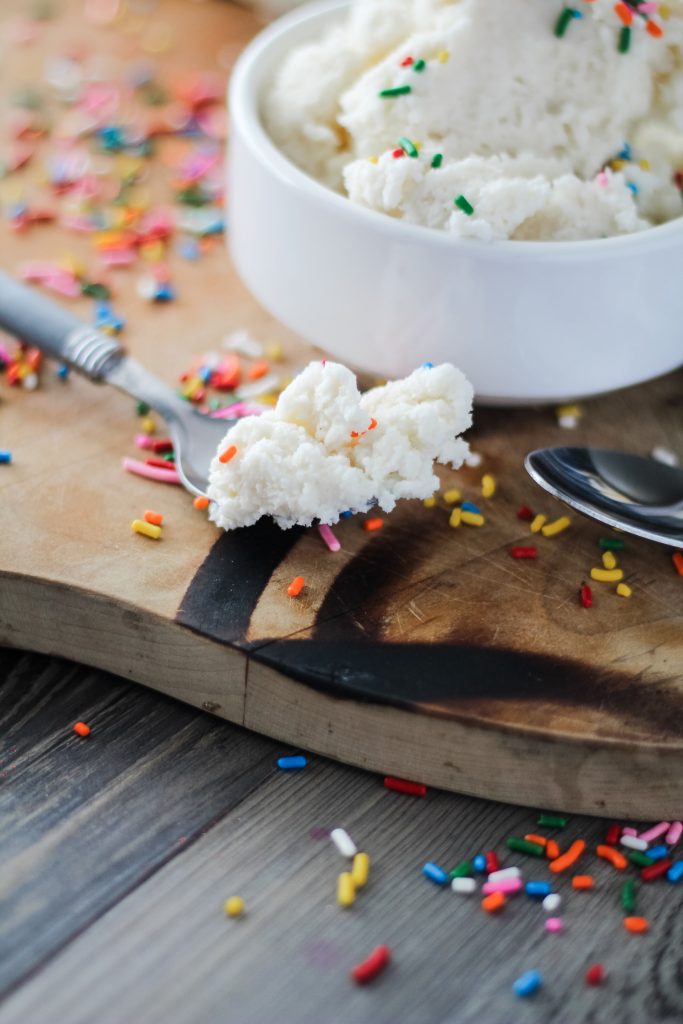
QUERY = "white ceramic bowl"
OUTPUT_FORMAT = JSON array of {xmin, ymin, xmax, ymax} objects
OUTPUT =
[{"xmin": 229, "ymin": 0, "xmax": 683, "ymax": 404}]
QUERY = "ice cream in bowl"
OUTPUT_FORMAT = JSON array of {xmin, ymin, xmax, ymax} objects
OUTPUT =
[{"xmin": 228, "ymin": 0, "xmax": 683, "ymax": 404}]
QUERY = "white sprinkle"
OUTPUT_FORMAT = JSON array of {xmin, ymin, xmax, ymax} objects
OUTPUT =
[
  {"xmin": 330, "ymin": 828, "xmax": 357, "ymax": 858},
  {"xmin": 651, "ymin": 446, "xmax": 678, "ymax": 467},
  {"xmin": 558, "ymin": 414, "xmax": 579, "ymax": 430},
  {"xmin": 451, "ymin": 876, "xmax": 476, "ymax": 895},
  {"xmin": 487, "ymin": 867, "xmax": 521, "ymax": 883},
  {"xmin": 235, "ymin": 373, "xmax": 280, "ymax": 399},
  {"xmin": 22, "ymin": 372, "xmax": 39, "ymax": 391},
  {"xmin": 620, "ymin": 834, "xmax": 649, "ymax": 852},
  {"xmin": 137, "ymin": 275, "xmax": 157, "ymax": 301},
  {"xmin": 223, "ymin": 329, "xmax": 263, "ymax": 359},
  {"xmin": 542, "ymin": 893, "xmax": 561, "ymax": 913},
  {"xmin": 465, "ymin": 451, "xmax": 482, "ymax": 468}
]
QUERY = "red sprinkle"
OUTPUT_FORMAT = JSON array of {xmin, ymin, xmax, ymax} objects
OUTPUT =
[
  {"xmin": 673, "ymin": 552, "xmax": 683, "ymax": 577},
  {"xmin": 400, "ymin": 56, "xmax": 414, "ymax": 66},
  {"xmin": 516, "ymin": 505, "xmax": 534, "ymax": 520},
  {"xmin": 287, "ymin": 576, "xmax": 305, "ymax": 598},
  {"xmin": 585, "ymin": 964, "xmax": 605, "ymax": 986},
  {"xmin": 580, "ymin": 585, "xmax": 593, "ymax": 608},
  {"xmin": 384, "ymin": 776, "xmax": 427, "ymax": 797},
  {"xmin": 641, "ymin": 859, "xmax": 673, "ymax": 882},
  {"xmin": 351, "ymin": 945, "xmax": 391, "ymax": 985},
  {"xmin": 73, "ymin": 721, "xmax": 91, "ymax": 737},
  {"xmin": 145, "ymin": 458, "xmax": 175, "ymax": 469},
  {"xmin": 151, "ymin": 439, "xmax": 174, "ymax": 454},
  {"xmin": 392, "ymin": 148, "xmax": 406, "ymax": 159},
  {"xmin": 364, "ymin": 518, "xmax": 384, "ymax": 532},
  {"xmin": 485, "ymin": 850, "xmax": 500, "ymax": 874},
  {"xmin": 604, "ymin": 823, "xmax": 621, "ymax": 847},
  {"xmin": 510, "ymin": 546, "xmax": 537, "ymax": 559}
]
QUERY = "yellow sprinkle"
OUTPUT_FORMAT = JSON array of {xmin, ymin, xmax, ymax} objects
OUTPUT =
[
  {"xmin": 438, "ymin": 49, "xmax": 450, "ymax": 62},
  {"xmin": 265, "ymin": 342, "xmax": 283, "ymax": 361},
  {"xmin": 541, "ymin": 516, "xmax": 571, "ymax": 537},
  {"xmin": 368, "ymin": 155, "xmax": 379, "ymax": 165},
  {"xmin": 556, "ymin": 403, "xmax": 582, "ymax": 419},
  {"xmin": 414, "ymin": 141, "xmax": 422, "ymax": 151},
  {"xmin": 481, "ymin": 473, "xmax": 497, "ymax": 499},
  {"xmin": 131, "ymin": 519, "xmax": 161, "ymax": 540},
  {"xmin": 530, "ymin": 514, "xmax": 547, "ymax": 534},
  {"xmin": 611, "ymin": 159, "xmax": 625, "ymax": 171},
  {"xmin": 140, "ymin": 416, "xmax": 156, "ymax": 435},
  {"xmin": 591, "ymin": 567, "xmax": 624, "ymax": 583},
  {"xmin": 602, "ymin": 551, "xmax": 618, "ymax": 570},
  {"xmin": 141, "ymin": 240, "xmax": 165, "ymax": 262},
  {"xmin": 337, "ymin": 872, "xmax": 356, "ymax": 908},
  {"xmin": 224, "ymin": 896, "xmax": 245, "ymax": 918},
  {"xmin": 259, "ymin": 393, "xmax": 278, "ymax": 406},
  {"xmin": 449, "ymin": 508, "xmax": 462, "ymax": 528},
  {"xmin": 461, "ymin": 511, "xmax": 485, "ymax": 527},
  {"xmin": 59, "ymin": 255, "xmax": 85, "ymax": 278},
  {"xmin": 660, "ymin": 3, "xmax": 670, "ymax": 18},
  {"xmin": 639, "ymin": 159, "xmax": 651, "ymax": 171},
  {"xmin": 352, "ymin": 852, "xmax": 370, "ymax": 889},
  {"xmin": 616, "ymin": 583, "xmax": 632, "ymax": 598},
  {"xmin": 444, "ymin": 488, "xmax": 461, "ymax": 505},
  {"xmin": 423, "ymin": 495, "xmax": 438, "ymax": 508}
]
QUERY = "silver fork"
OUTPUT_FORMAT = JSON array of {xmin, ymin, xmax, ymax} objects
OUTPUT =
[{"xmin": 0, "ymin": 271, "xmax": 233, "ymax": 496}]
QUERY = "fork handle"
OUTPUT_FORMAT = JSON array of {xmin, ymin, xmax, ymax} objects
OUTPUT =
[{"xmin": 0, "ymin": 271, "xmax": 124, "ymax": 381}]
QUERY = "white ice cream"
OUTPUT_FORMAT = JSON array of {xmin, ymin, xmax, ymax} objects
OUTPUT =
[
  {"xmin": 264, "ymin": 0, "xmax": 683, "ymax": 240},
  {"xmin": 207, "ymin": 360, "xmax": 472, "ymax": 530}
]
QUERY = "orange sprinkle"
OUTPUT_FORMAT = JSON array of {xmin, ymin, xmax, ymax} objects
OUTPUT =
[
  {"xmin": 193, "ymin": 496, "xmax": 210, "ymax": 509},
  {"xmin": 646, "ymin": 19, "xmax": 663, "ymax": 37},
  {"xmin": 144, "ymin": 510, "xmax": 163, "ymax": 526},
  {"xmin": 524, "ymin": 834, "xmax": 547, "ymax": 847},
  {"xmin": 287, "ymin": 576, "xmax": 305, "ymax": 597},
  {"xmin": 549, "ymin": 839, "xmax": 586, "ymax": 873},
  {"xmin": 596, "ymin": 844, "xmax": 627, "ymax": 870},
  {"xmin": 364, "ymin": 518, "xmax": 384, "ymax": 532},
  {"xmin": 614, "ymin": 2, "xmax": 633, "ymax": 25},
  {"xmin": 73, "ymin": 721, "xmax": 91, "ymax": 737},
  {"xmin": 247, "ymin": 359, "xmax": 269, "ymax": 380},
  {"xmin": 673, "ymin": 552, "xmax": 683, "ymax": 576},
  {"xmin": 572, "ymin": 875, "xmax": 594, "ymax": 890},
  {"xmin": 546, "ymin": 839, "xmax": 561, "ymax": 861},
  {"xmin": 368, "ymin": 418, "xmax": 378, "ymax": 430},
  {"xmin": 482, "ymin": 892, "xmax": 506, "ymax": 913},
  {"xmin": 624, "ymin": 916, "xmax": 649, "ymax": 934},
  {"xmin": 219, "ymin": 445, "xmax": 237, "ymax": 464}
]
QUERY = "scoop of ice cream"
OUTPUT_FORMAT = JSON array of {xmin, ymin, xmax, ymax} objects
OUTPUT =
[
  {"xmin": 264, "ymin": 0, "xmax": 683, "ymax": 240},
  {"xmin": 207, "ymin": 360, "xmax": 473, "ymax": 530}
]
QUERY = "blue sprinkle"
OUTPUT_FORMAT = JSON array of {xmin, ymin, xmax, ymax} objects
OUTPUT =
[
  {"xmin": 513, "ymin": 970, "xmax": 542, "ymax": 998},
  {"xmin": 668, "ymin": 861, "xmax": 683, "ymax": 884},
  {"xmin": 179, "ymin": 238, "xmax": 200, "ymax": 261},
  {"xmin": 472, "ymin": 853, "xmax": 487, "ymax": 873},
  {"xmin": 340, "ymin": 510, "xmax": 353, "ymax": 518},
  {"xmin": 618, "ymin": 143, "xmax": 632, "ymax": 161},
  {"xmin": 197, "ymin": 366, "xmax": 213, "ymax": 384},
  {"xmin": 626, "ymin": 181, "xmax": 638, "ymax": 195},
  {"xmin": 646, "ymin": 845, "xmax": 669, "ymax": 861},
  {"xmin": 525, "ymin": 881, "xmax": 551, "ymax": 899},
  {"xmin": 422, "ymin": 361, "xmax": 433, "ymax": 368},
  {"xmin": 422, "ymin": 862, "xmax": 448, "ymax": 885},
  {"xmin": 57, "ymin": 364, "xmax": 70, "ymax": 380},
  {"xmin": 461, "ymin": 502, "xmax": 481, "ymax": 515},
  {"xmin": 0, "ymin": 450, "xmax": 12, "ymax": 464},
  {"xmin": 277, "ymin": 755, "xmax": 307, "ymax": 770},
  {"xmin": 154, "ymin": 284, "xmax": 176, "ymax": 303}
]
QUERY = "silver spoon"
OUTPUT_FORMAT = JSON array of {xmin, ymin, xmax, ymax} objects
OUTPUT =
[
  {"xmin": 525, "ymin": 446, "xmax": 683, "ymax": 547},
  {"xmin": 0, "ymin": 271, "xmax": 233, "ymax": 496}
]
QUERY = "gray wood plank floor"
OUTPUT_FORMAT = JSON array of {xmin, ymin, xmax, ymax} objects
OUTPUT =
[{"xmin": 0, "ymin": 650, "xmax": 681, "ymax": 1024}]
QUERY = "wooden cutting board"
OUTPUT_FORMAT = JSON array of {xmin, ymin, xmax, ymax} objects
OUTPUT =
[{"xmin": 0, "ymin": 0, "xmax": 681, "ymax": 820}]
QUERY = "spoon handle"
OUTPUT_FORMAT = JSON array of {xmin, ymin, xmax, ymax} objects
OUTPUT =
[{"xmin": 0, "ymin": 271, "xmax": 123, "ymax": 381}]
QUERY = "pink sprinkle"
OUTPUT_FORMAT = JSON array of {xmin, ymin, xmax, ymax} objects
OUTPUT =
[
  {"xmin": 100, "ymin": 249, "xmax": 136, "ymax": 267},
  {"xmin": 318, "ymin": 523, "xmax": 341, "ymax": 553},
  {"xmin": 135, "ymin": 434, "xmax": 154, "ymax": 450},
  {"xmin": 622, "ymin": 827, "xmax": 638, "ymax": 837},
  {"xmin": 44, "ymin": 274, "xmax": 81, "ymax": 298},
  {"xmin": 545, "ymin": 917, "xmax": 564, "ymax": 934},
  {"xmin": 665, "ymin": 821, "xmax": 682, "ymax": 846},
  {"xmin": 482, "ymin": 878, "xmax": 523, "ymax": 895},
  {"xmin": 596, "ymin": 171, "xmax": 609, "ymax": 187},
  {"xmin": 638, "ymin": 821, "xmax": 670, "ymax": 843},
  {"xmin": 0, "ymin": 342, "xmax": 14, "ymax": 364},
  {"xmin": 639, "ymin": 2, "xmax": 658, "ymax": 10},
  {"xmin": 209, "ymin": 402, "xmax": 263, "ymax": 420},
  {"xmin": 122, "ymin": 456, "xmax": 181, "ymax": 484}
]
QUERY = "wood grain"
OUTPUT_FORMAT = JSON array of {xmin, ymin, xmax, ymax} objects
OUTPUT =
[
  {"xmin": 0, "ymin": 649, "xmax": 280, "ymax": 998},
  {"xmin": 1, "ymin": 658, "xmax": 680, "ymax": 1024}
]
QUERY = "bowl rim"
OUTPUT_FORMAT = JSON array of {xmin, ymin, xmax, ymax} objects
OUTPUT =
[{"xmin": 230, "ymin": 0, "xmax": 683, "ymax": 255}]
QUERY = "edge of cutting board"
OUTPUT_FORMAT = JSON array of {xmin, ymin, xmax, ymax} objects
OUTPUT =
[{"xmin": 2, "ymin": 570, "xmax": 680, "ymax": 820}]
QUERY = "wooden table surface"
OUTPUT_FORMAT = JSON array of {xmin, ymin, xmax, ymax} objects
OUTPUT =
[{"xmin": 1, "ymin": 650, "xmax": 682, "ymax": 1024}]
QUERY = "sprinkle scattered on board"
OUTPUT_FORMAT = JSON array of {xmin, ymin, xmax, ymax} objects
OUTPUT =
[
  {"xmin": 224, "ymin": 896, "xmax": 245, "ymax": 918},
  {"xmin": 73, "ymin": 721, "xmax": 91, "ymax": 737}
]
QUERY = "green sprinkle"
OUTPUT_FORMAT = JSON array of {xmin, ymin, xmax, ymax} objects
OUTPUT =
[
  {"xmin": 554, "ymin": 8, "xmax": 574, "ymax": 37},
  {"xmin": 506, "ymin": 837, "xmax": 545, "ymax": 857},
  {"xmin": 162, "ymin": 452, "xmax": 175, "ymax": 462},
  {"xmin": 621, "ymin": 879, "xmax": 638, "ymax": 914},
  {"xmin": 413, "ymin": 59, "xmax": 426, "ymax": 72},
  {"xmin": 81, "ymin": 282, "xmax": 111, "ymax": 300},
  {"xmin": 537, "ymin": 814, "xmax": 568, "ymax": 828},
  {"xmin": 454, "ymin": 194, "xmax": 474, "ymax": 216},
  {"xmin": 379, "ymin": 85, "xmax": 412, "ymax": 98},
  {"xmin": 618, "ymin": 25, "xmax": 631, "ymax": 53},
  {"xmin": 628, "ymin": 850, "xmax": 654, "ymax": 868},
  {"xmin": 398, "ymin": 136, "xmax": 419, "ymax": 158},
  {"xmin": 177, "ymin": 186, "xmax": 210, "ymax": 207},
  {"xmin": 136, "ymin": 401, "xmax": 150, "ymax": 416},
  {"xmin": 449, "ymin": 860, "xmax": 472, "ymax": 880},
  {"xmin": 599, "ymin": 537, "xmax": 626, "ymax": 551},
  {"xmin": 431, "ymin": 153, "xmax": 443, "ymax": 169}
]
